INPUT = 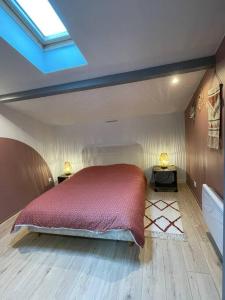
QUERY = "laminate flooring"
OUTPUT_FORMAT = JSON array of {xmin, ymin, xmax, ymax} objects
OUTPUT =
[{"xmin": 0, "ymin": 184, "xmax": 222, "ymax": 300}]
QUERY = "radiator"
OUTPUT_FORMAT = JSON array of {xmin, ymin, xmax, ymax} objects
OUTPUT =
[{"xmin": 202, "ymin": 184, "xmax": 223, "ymax": 255}]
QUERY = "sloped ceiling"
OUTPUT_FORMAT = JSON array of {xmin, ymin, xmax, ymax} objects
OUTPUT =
[
  {"xmin": 0, "ymin": 0, "xmax": 224, "ymax": 95},
  {"xmin": 5, "ymin": 70, "xmax": 204, "ymax": 125}
]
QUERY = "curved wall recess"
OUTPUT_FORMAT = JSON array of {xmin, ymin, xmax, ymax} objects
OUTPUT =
[{"xmin": 0, "ymin": 138, "xmax": 54, "ymax": 223}]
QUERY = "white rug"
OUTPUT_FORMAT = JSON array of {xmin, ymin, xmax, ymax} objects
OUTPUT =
[{"xmin": 144, "ymin": 199, "xmax": 186, "ymax": 241}]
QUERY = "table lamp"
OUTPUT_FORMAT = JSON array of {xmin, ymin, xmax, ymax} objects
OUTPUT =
[
  {"xmin": 159, "ymin": 153, "xmax": 169, "ymax": 169},
  {"xmin": 64, "ymin": 161, "xmax": 72, "ymax": 175}
]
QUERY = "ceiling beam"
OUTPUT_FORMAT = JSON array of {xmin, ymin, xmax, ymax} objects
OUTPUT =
[{"xmin": 0, "ymin": 55, "xmax": 215, "ymax": 103}]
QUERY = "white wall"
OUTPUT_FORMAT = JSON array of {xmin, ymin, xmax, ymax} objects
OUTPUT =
[
  {"xmin": 0, "ymin": 104, "xmax": 60, "ymax": 180},
  {"xmin": 0, "ymin": 104, "xmax": 186, "ymax": 182},
  {"xmin": 54, "ymin": 112, "xmax": 186, "ymax": 182}
]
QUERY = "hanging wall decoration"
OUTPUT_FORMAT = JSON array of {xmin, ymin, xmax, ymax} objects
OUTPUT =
[
  {"xmin": 207, "ymin": 84, "xmax": 223, "ymax": 150},
  {"xmin": 197, "ymin": 89, "xmax": 205, "ymax": 111},
  {"xmin": 189, "ymin": 103, "xmax": 196, "ymax": 119}
]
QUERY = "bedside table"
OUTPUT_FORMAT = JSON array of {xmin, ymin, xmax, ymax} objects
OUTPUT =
[
  {"xmin": 57, "ymin": 174, "xmax": 73, "ymax": 184},
  {"xmin": 153, "ymin": 165, "xmax": 178, "ymax": 192}
]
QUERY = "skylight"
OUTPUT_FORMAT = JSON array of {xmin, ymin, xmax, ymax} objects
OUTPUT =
[
  {"xmin": 15, "ymin": 0, "xmax": 68, "ymax": 38},
  {"xmin": 0, "ymin": 2, "xmax": 87, "ymax": 73},
  {"xmin": 6, "ymin": 0, "xmax": 70, "ymax": 45}
]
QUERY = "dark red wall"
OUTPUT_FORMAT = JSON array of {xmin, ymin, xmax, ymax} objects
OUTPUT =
[
  {"xmin": 0, "ymin": 138, "xmax": 54, "ymax": 223},
  {"xmin": 185, "ymin": 37, "xmax": 225, "ymax": 207}
]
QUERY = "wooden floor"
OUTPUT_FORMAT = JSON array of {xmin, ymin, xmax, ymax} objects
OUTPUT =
[{"xmin": 0, "ymin": 184, "xmax": 222, "ymax": 300}]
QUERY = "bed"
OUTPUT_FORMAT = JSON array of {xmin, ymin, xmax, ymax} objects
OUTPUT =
[{"xmin": 12, "ymin": 164, "xmax": 146, "ymax": 246}]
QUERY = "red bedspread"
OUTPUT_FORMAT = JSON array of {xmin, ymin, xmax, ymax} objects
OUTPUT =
[{"xmin": 12, "ymin": 164, "xmax": 146, "ymax": 246}]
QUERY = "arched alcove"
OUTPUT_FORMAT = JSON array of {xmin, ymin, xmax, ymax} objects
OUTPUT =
[{"xmin": 0, "ymin": 138, "xmax": 54, "ymax": 223}]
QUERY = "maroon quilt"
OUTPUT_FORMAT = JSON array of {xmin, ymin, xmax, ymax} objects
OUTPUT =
[{"xmin": 12, "ymin": 164, "xmax": 146, "ymax": 246}]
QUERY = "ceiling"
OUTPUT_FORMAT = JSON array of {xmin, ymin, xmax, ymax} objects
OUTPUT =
[
  {"xmin": 5, "ymin": 70, "xmax": 204, "ymax": 126},
  {"xmin": 0, "ymin": 0, "xmax": 224, "ymax": 95}
]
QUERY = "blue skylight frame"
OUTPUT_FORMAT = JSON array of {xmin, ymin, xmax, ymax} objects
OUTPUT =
[
  {"xmin": 5, "ymin": 0, "xmax": 71, "ymax": 46},
  {"xmin": 0, "ymin": 2, "xmax": 87, "ymax": 73}
]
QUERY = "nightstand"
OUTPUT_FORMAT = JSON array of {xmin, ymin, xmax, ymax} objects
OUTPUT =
[
  {"xmin": 57, "ymin": 174, "xmax": 73, "ymax": 184},
  {"xmin": 153, "ymin": 165, "xmax": 178, "ymax": 192}
]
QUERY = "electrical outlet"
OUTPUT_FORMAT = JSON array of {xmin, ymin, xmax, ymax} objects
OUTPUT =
[
  {"xmin": 48, "ymin": 177, "xmax": 52, "ymax": 183},
  {"xmin": 193, "ymin": 180, "xmax": 197, "ymax": 188}
]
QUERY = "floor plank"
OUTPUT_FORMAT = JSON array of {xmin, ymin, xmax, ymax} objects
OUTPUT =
[
  {"xmin": 163, "ymin": 240, "xmax": 193, "ymax": 300},
  {"xmin": 188, "ymin": 272, "xmax": 220, "ymax": 300}
]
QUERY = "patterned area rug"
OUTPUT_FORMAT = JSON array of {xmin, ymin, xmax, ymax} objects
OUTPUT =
[{"xmin": 144, "ymin": 199, "xmax": 186, "ymax": 241}]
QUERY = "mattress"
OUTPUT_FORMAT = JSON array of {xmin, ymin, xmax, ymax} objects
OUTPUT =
[
  {"xmin": 16, "ymin": 226, "xmax": 135, "ymax": 243},
  {"xmin": 12, "ymin": 164, "xmax": 146, "ymax": 246}
]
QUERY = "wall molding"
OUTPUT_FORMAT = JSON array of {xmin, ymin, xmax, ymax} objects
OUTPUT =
[{"xmin": 0, "ymin": 56, "xmax": 215, "ymax": 103}]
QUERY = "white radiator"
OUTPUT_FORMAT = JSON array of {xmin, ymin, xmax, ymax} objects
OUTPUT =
[{"xmin": 202, "ymin": 184, "xmax": 223, "ymax": 255}]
